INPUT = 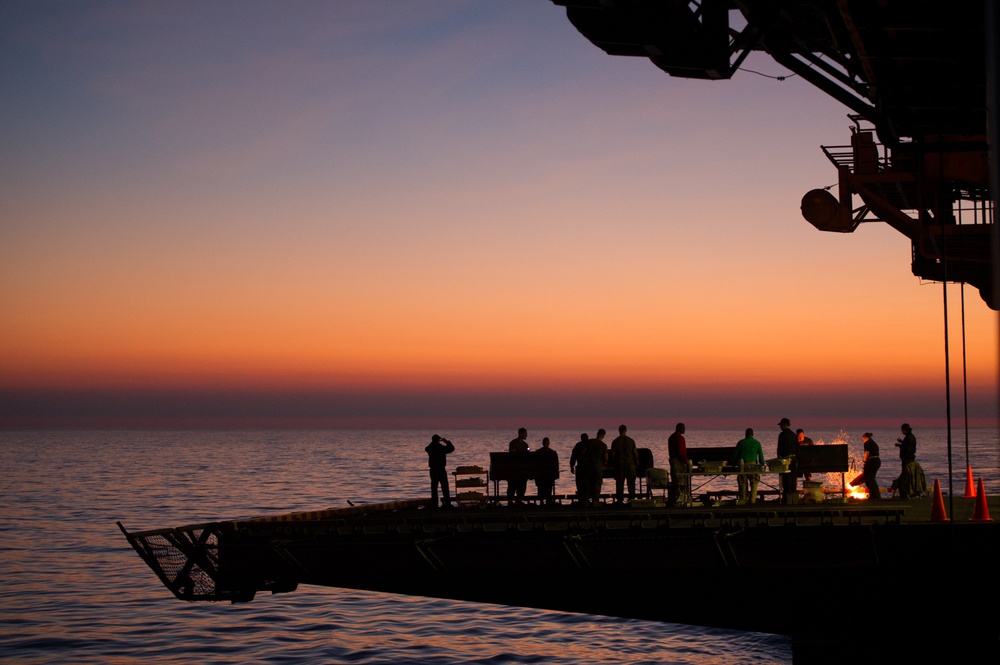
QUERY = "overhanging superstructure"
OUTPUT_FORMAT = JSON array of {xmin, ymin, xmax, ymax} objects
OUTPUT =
[{"xmin": 553, "ymin": 0, "xmax": 999, "ymax": 309}]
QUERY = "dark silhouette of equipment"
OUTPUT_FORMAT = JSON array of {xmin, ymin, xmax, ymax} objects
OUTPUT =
[{"xmin": 553, "ymin": 0, "xmax": 999, "ymax": 309}]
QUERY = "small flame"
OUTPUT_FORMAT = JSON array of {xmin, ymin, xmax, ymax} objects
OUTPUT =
[{"xmin": 815, "ymin": 430, "xmax": 873, "ymax": 501}]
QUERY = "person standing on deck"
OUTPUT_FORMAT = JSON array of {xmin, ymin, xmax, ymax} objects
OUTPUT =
[
  {"xmin": 425, "ymin": 434, "xmax": 455, "ymax": 508},
  {"xmin": 667, "ymin": 423, "xmax": 688, "ymax": 506},
  {"xmin": 534, "ymin": 437, "xmax": 559, "ymax": 505},
  {"xmin": 777, "ymin": 418, "xmax": 799, "ymax": 504},
  {"xmin": 507, "ymin": 427, "xmax": 530, "ymax": 503},
  {"xmin": 796, "ymin": 428, "xmax": 815, "ymax": 481},
  {"xmin": 895, "ymin": 423, "xmax": 916, "ymax": 471},
  {"xmin": 610, "ymin": 424, "xmax": 638, "ymax": 505},
  {"xmin": 579, "ymin": 429, "xmax": 609, "ymax": 508},
  {"xmin": 732, "ymin": 428, "xmax": 765, "ymax": 504},
  {"xmin": 893, "ymin": 423, "xmax": 923, "ymax": 499},
  {"xmin": 862, "ymin": 432, "xmax": 881, "ymax": 500},
  {"xmin": 570, "ymin": 433, "xmax": 589, "ymax": 506}
]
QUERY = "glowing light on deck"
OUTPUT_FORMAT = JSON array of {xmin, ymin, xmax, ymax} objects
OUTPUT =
[{"xmin": 816, "ymin": 429, "xmax": 873, "ymax": 501}]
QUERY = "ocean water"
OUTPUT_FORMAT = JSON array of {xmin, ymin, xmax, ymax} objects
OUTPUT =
[{"xmin": 2, "ymin": 427, "xmax": 997, "ymax": 664}]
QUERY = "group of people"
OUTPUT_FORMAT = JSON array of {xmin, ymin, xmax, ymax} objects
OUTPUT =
[
  {"xmin": 422, "ymin": 421, "xmax": 920, "ymax": 508},
  {"xmin": 749, "ymin": 419, "xmax": 918, "ymax": 504},
  {"xmin": 666, "ymin": 421, "xmax": 774, "ymax": 506},
  {"xmin": 511, "ymin": 426, "xmax": 642, "ymax": 508},
  {"xmin": 663, "ymin": 422, "xmax": 778, "ymax": 506},
  {"xmin": 423, "ymin": 426, "xmax": 642, "ymax": 508},
  {"xmin": 503, "ymin": 426, "xmax": 646, "ymax": 507},
  {"xmin": 770, "ymin": 419, "xmax": 918, "ymax": 503},
  {"xmin": 505, "ymin": 427, "xmax": 560, "ymax": 504},
  {"xmin": 566, "ymin": 425, "xmax": 640, "ymax": 507}
]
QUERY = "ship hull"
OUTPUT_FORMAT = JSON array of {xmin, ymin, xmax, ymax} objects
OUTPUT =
[{"xmin": 121, "ymin": 498, "xmax": 1000, "ymax": 660}]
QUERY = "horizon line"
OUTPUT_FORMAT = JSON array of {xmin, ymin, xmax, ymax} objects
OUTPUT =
[{"xmin": 3, "ymin": 415, "xmax": 997, "ymax": 431}]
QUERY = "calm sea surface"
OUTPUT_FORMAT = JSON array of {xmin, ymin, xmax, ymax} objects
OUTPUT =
[{"xmin": 2, "ymin": 427, "xmax": 998, "ymax": 664}]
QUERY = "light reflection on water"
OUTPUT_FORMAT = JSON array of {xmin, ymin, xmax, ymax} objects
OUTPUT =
[{"xmin": 1, "ymin": 427, "xmax": 996, "ymax": 664}]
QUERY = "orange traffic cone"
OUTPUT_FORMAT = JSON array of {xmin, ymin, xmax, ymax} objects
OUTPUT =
[
  {"xmin": 930, "ymin": 479, "xmax": 949, "ymax": 522},
  {"xmin": 971, "ymin": 478, "xmax": 992, "ymax": 522},
  {"xmin": 964, "ymin": 465, "xmax": 976, "ymax": 498}
]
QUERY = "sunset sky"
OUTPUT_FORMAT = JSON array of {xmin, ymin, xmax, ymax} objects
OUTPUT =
[{"xmin": 2, "ymin": 1, "xmax": 998, "ymax": 429}]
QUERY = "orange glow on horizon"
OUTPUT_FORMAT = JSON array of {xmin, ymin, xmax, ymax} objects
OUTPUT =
[
  {"xmin": 2, "ymin": 3, "xmax": 997, "ymax": 430},
  {"xmin": 5, "ymin": 272, "xmax": 996, "ymax": 394}
]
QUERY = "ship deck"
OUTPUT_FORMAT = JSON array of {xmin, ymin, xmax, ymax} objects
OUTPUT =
[
  {"xmin": 119, "ymin": 491, "xmax": 999, "ymax": 661},
  {"xmin": 233, "ymin": 489, "xmax": 995, "ymax": 529}
]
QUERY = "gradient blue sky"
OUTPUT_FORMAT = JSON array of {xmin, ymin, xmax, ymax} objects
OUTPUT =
[{"xmin": 2, "ymin": 1, "xmax": 997, "ymax": 429}]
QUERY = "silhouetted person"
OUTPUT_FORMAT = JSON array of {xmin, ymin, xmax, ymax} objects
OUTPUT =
[
  {"xmin": 796, "ymin": 428, "xmax": 815, "ymax": 481},
  {"xmin": 570, "ymin": 433, "xmax": 588, "ymax": 506},
  {"xmin": 425, "ymin": 434, "xmax": 455, "ymax": 508},
  {"xmin": 578, "ymin": 429, "xmax": 609, "ymax": 507},
  {"xmin": 893, "ymin": 423, "xmax": 924, "ymax": 499},
  {"xmin": 732, "ymin": 428, "xmax": 765, "ymax": 504},
  {"xmin": 777, "ymin": 418, "xmax": 799, "ymax": 504},
  {"xmin": 610, "ymin": 424, "xmax": 638, "ymax": 504},
  {"xmin": 534, "ymin": 437, "xmax": 559, "ymax": 504},
  {"xmin": 667, "ymin": 423, "xmax": 688, "ymax": 506},
  {"xmin": 862, "ymin": 432, "xmax": 881, "ymax": 500},
  {"xmin": 895, "ymin": 423, "xmax": 916, "ymax": 470},
  {"xmin": 507, "ymin": 427, "xmax": 530, "ymax": 502}
]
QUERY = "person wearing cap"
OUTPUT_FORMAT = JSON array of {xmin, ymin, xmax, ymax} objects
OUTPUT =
[
  {"xmin": 425, "ymin": 434, "xmax": 455, "ymax": 508},
  {"xmin": 862, "ymin": 432, "xmax": 881, "ymax": 500},
  {"xmin": 776, "ymin": 418, "xmax": 799, "ymax": 504},
  {"xmin": 895, "ymin": 423, "xmax": 916, "ymax": 470},
  {"xmin": 893, "ymin": 423, "xmax": 921, "ymax": 499}
]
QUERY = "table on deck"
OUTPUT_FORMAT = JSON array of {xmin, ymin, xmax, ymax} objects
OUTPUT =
[{"xmin": 678, "ymin": 461, "xmax": 788, "ymax": 505}]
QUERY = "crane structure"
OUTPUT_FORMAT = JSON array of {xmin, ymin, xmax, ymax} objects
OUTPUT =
[{"xmin": 554, "ymin": 0, "xmax": 999, "ymax": 309}]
